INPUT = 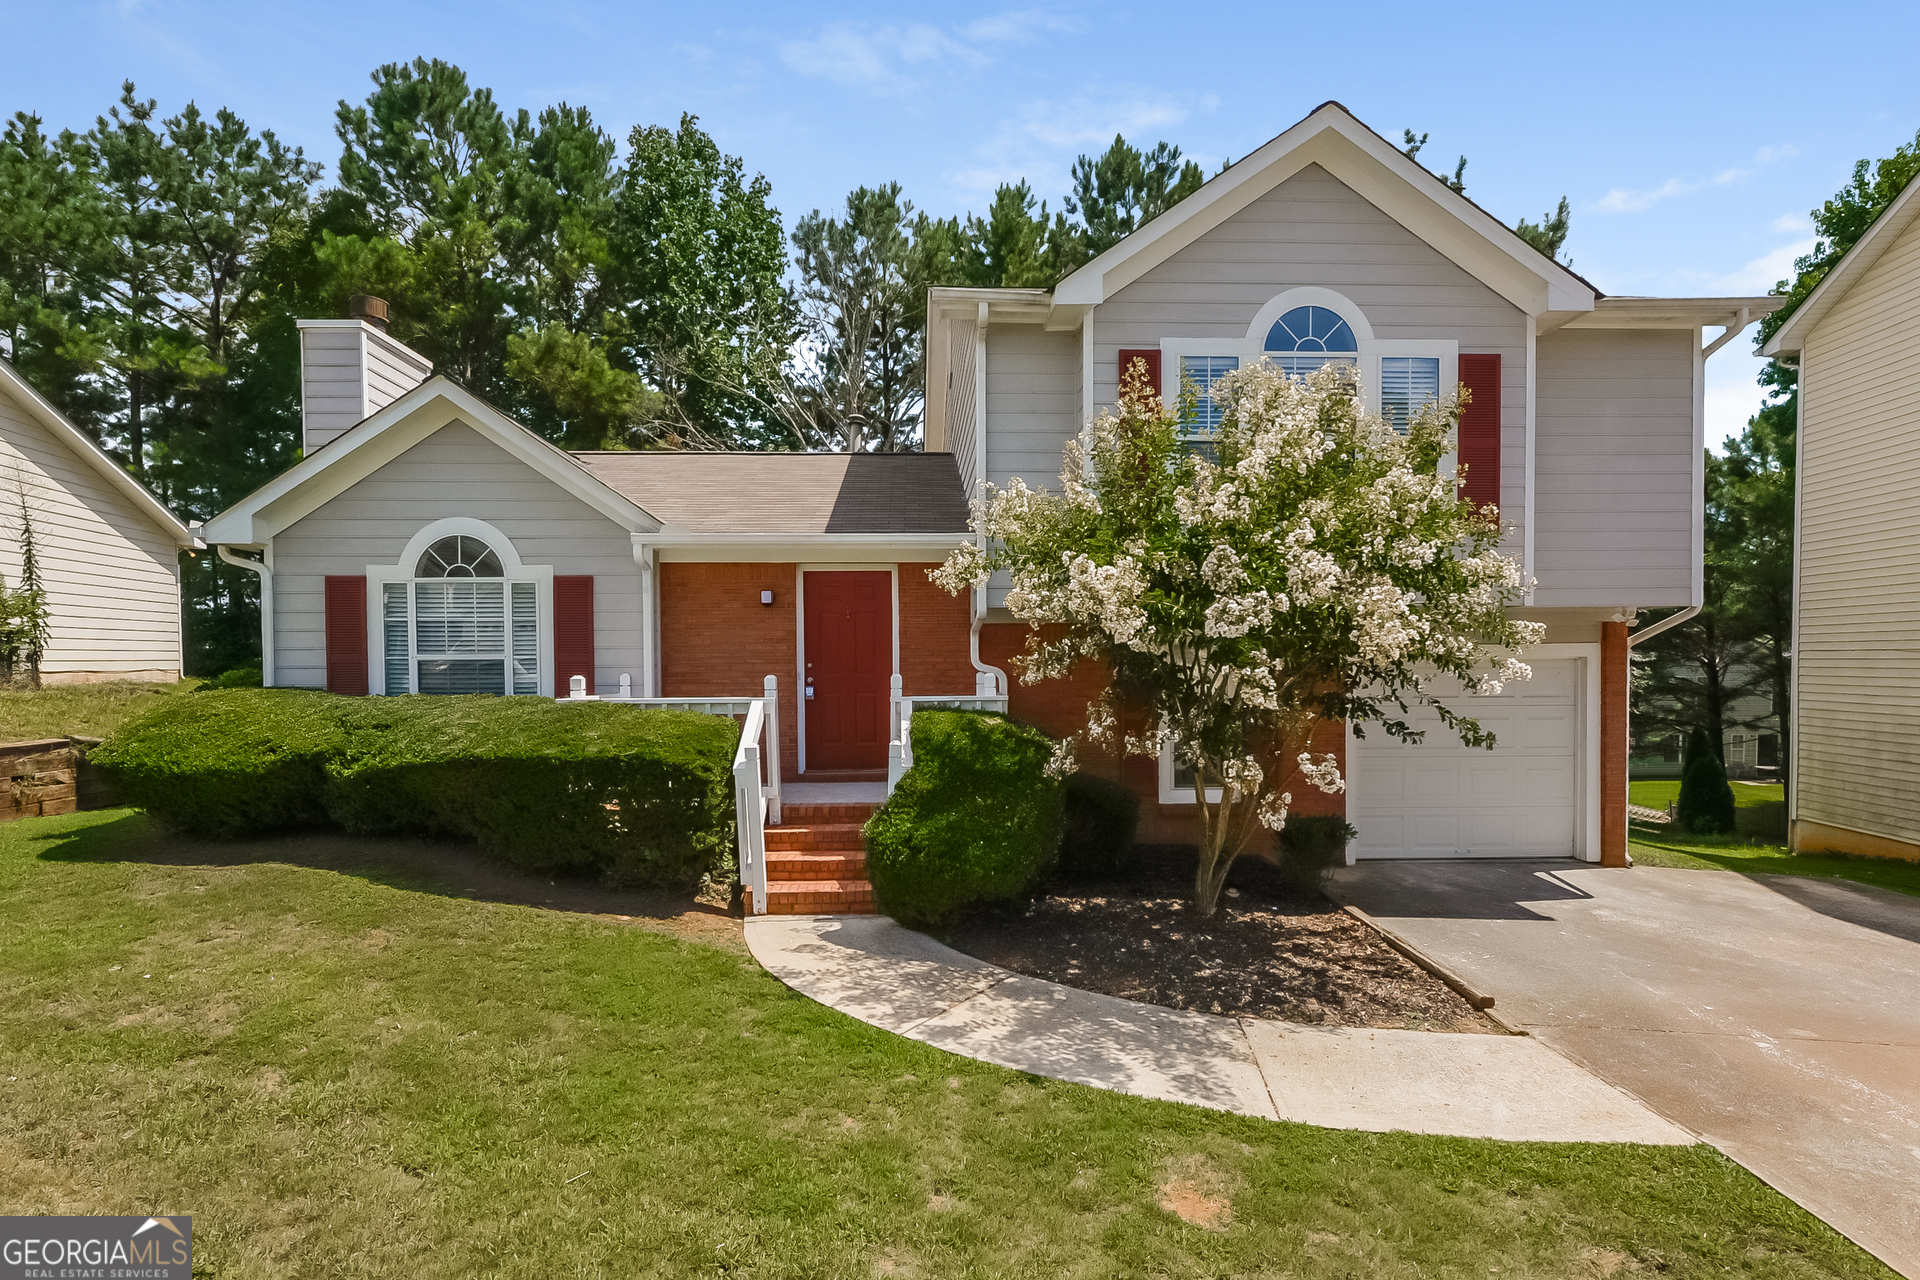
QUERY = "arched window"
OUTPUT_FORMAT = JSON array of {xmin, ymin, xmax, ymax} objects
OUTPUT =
[
  {"xmin": 416, "ymin": 535, "xmax": 503, "ymax": 579},
  {"xmin": 1263, "ymin": 306, "xmax": 1359, "ymax": 379},
  {"xmin": 384, "ymin": 530, "xmax": 537, "ymax": 696}
]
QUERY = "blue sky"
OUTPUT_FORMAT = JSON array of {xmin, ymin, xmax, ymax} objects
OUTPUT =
[{"xmin": 8, "ymin": 0, "xmax": 1919, "ymax": 445}]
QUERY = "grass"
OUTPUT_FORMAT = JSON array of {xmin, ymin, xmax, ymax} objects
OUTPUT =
[
  {"xmin": 0, "ymin": 809, "xmax": 1894, "ymax": 1278},
  {"xmin": 1629, "ymin": 821, "xmax": 1920, "ymax": 899},
  {"xmin": 1630, "ymin": 779, "xmax": 1784, "ymax": 810},
  {"xmin": 0, "ymin": 679, "xmax": 198, "ymax": 743}
]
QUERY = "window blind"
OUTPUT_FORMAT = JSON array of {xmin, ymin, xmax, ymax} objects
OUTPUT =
[
  {"xmin": 1380, "ymin": 356, "xmax": 1441, "ymax": 433},
  {"xmin": 1181, "ymin": 355, "xmax": 1239, "ymax": 435},
  {"xmin": 383, "ymin": 582, "xmax": 409, "ymax": 694},
  {"xmin": 511, "ymin": 581, "xmax": 538, "ymax": 695}
]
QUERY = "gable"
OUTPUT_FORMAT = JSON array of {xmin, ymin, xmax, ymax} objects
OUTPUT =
[
  {"xmin": 1053, "ymin": 102, "xmax": 1593, "ymax": 321},
  {"xmin": 276, "ymin": 421, "xmax": 635, "ymax": 562}
]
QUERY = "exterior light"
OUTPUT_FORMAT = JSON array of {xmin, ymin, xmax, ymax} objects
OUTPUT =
[{"xmin": 761, "ymin": 590, "xmax": 774, "ymax": 606}]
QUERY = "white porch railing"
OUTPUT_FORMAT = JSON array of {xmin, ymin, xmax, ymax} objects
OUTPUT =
[
  {"xmin": 885, "ymin": 672, "xmax": 1009, "ymax": 794},
  {"xmin": 562, "ymin": 672, "xmax": 782, "ymax": 914}
]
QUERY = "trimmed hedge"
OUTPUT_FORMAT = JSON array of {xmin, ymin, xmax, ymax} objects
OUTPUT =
[
  {"xmin": 1055, "ymin": 771, "xmax": 1140, "ymax": 882},
  {"xmin": 863, "ymin": 709, "xmax": 1063, "ymax": 929},
  {"xmin": 92, "ymin": 689, "xmax": 740, "ymax": 887}
]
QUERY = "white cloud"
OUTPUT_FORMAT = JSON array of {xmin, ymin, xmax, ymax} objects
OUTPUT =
[
  {"xmin": 1709, "ymin": 237, "xmax": 1816, "ymax": 294},
  {"xmin": 1770, "ymin": 212, "xmax": 1810, "ymax": 234},
  {"xmin": 943, "ymin": 93, "xmax": 1199, "ymax": 200},
  {"xmin": 1705, "ymin": 350, "xmax": 1775, "ymax": 451},
  {"xmin": 1755, "ymin": 143, "xmax": 1800, "ymax": 164},
  {"xmin": 779, "ymin": 13, "xmax": 1076, "ymax": 95},
  {"xmin": 961, "ymin": 10, "xmax": 1082, "ymax": 43},
  {"xmin": 779, "ymin": 23, "xmax": 986, "ymax": 94},
  {"xmin": 1593, "ymin": 178, "xmax": 1690, "ymax": 214}
]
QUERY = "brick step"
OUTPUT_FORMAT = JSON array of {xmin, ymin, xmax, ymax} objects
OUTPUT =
[
  {"xmin": 777, "ymin": 803, "xmax": 879, "ymax": 825},
  {"xmin": 766, "ymin": 851, "xmax": 866, "ymax": 881},
  {"xmin": 761, "ymin": 878, "xmax": 877, "ymax": 915},
  {"xmin": 766, "ymin": 822, "xmax": 867, "ymax": 852}
]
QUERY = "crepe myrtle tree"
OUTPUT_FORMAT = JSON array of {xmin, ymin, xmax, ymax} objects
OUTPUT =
[{"xmin": 932, "ymin": 358, "xmax": 1541, "ymax": 916}]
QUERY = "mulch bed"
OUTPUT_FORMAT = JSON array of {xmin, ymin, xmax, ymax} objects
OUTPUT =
[{"xmin": 944, "ymin": 845, "xmax": 1497, "ymax": 1033}]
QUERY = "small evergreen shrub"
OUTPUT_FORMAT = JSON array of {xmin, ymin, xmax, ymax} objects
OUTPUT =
[
  {"xmin": 1675, "ymin": 728, "xmax": 1736, "ymax": 835},
  {"xmin": 1054, "ymin": 771, "xmax": 1140, "ymax": 882},
  {"xmin": 1275, "ymin": 813, "xmax": 1357, "ymax": 894},
  {"xmin": 93, "ymin": 689, "xmax": 739, "ymax": 887},
  {"xmin": 863, "ymin": 709, "xmax": 1064, "ymax": 929},
  {"xmin": 204, "ymin": 665, "xmax": 264, "ymax": 689}
]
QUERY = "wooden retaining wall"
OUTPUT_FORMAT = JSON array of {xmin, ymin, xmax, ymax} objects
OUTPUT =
[{"xmin": 0, "ymin": 737, "xmax": 122, "ymax": 822}]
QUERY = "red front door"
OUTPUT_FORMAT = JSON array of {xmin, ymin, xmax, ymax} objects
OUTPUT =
[{"xmin": 804, "ymin": 571, "xmax": 891, "ymax": 771}]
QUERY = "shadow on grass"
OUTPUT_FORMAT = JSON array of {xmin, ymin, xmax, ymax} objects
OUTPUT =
[{"xmin": 25, "ymin": 808, "xmax": 735, "ymax": 929}]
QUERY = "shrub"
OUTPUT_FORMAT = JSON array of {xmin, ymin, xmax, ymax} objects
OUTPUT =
[
  {"xmin": 91, "ymin": 688, "xmax": 344, "ymax": 837},
  {"xmin": 204, "ymin": 665, "xmax": 264, "ymax": 689},
  {"xmin": 1275, "ymin": 813, "xmax": 1357, "ymax": 895},
  {"xmin": 1055, "ymin": 771, "xmax": 1140, "ymax": 882},
  {"xmin": 93, "ymin": 689, "xmax": 740, "ymax": 887},
  {"xmin": 1675, "ymin": 728, "xmax": 1736, "ymax": 835},
  {"xmin": 863, "ymin": 709, "xmax": 1063, "ymax": 929}
]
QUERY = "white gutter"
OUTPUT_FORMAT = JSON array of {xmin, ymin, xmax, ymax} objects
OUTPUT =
[
  {"xmin": 1701, "ymin": 307, "xmax": 1753, "ymax": 360},
  {"xmin": 216, "ymin": 545, "xmax": 274, "ymax": 684},
  {"xmin": 967, "ymin": 301, "xmax": 1009, "ymax": 697},
  {"xmin": 1627, "ymin": 605, "xmax": 1700, "ymax": 649}
]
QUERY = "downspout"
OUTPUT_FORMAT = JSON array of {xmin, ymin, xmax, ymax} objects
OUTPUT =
[
  {"xmin": 217, "ymin": 545, "xmax": 274, "ymax": 685},
  {"xmin": 966, "ymin": 300, "xmax": 1009, "ymax": 697}
]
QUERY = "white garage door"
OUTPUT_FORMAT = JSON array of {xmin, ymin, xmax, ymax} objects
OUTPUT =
[{"xmin": 1348, "ymin": 658, "xmax": 1581, "ymax": 859}]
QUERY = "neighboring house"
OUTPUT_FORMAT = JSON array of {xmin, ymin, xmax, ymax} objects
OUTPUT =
[
  {"xmin": 1763, "ymin": 172, "xmax": 1920, "ymax": 862},
  {"xmin": 0, "ymin": 358, "xmax": 195, "ymax": 683},
  {"xmin": 204, "ymin": 102, "xmax": 1778, "ymax": 868}
]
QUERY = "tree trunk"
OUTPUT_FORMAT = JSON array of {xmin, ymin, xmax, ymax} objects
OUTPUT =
[{"xmin": 127, "ymin": 369, "xmax": 145, "ymax": 477}]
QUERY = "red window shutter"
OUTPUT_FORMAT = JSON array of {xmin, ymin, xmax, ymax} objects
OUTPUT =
[
  {"xmin": 324, "ymin": 576, "xmax": 369, "ymax": 696},
  {"xmin": 1457, "ymin": 354, "xmax": 1502, "ymax": 514},
  {"xmin": 553, "ymin": 575, "xmax": 595, "ymax": 696},
  {"xmin": 1116, "ymin": 348, "xmax": 1162, "ymax": 406}
]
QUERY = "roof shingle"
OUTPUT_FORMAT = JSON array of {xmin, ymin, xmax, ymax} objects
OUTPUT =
[{"xmin": 569, "ymin": 451, "xmax": 972, "ymax": 535}]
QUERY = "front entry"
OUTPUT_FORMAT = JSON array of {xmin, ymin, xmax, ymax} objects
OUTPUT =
[{"xmin": 803, "ymin": 570, "xmax": 892, "ymax": 771}]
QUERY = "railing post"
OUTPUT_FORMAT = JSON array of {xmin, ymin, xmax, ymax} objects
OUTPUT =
[
  {"xmin": 618, "ymin": 672, "xmax": 633, "ymax": 699},
  {"xmin": 889, "ymin": 673, "xmax": 903, "ymax": 746},
  {"xmin": 569, "ymin": 674, "xmax": 586, "ymax": 700},
  {"xmin": 735, "ymin": 740, "xmax": 768, "ymax": 915},
  {"xmin": 763, "ymin": 674, "xmax": 781, "ymax": 826}
]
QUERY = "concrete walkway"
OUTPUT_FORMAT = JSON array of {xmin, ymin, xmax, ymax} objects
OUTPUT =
[
  {"xmin": 744, "ymin": 914, "xmax": 1691, "ymax": 1144},
  {"xmin": 1329, "ymin": 860, "xmax": 1920, "ymax": 1278}
]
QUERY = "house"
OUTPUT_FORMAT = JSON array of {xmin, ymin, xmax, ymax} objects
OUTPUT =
[
  {"xmin": 1762, "ymin": 171, "xmax": 1920, "ymax": 863},
  {"xmin": 203, "ymin": 103, "xmax": 1778, "ymax": 869},
  {"xmin": 0, "ymin": 358, "xmax": 195, "ymax": 682}
]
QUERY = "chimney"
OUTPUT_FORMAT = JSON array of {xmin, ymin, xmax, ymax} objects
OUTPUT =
[{"xmin": 295, "ymin": 296, "xmax": 432, "ymax": 454}]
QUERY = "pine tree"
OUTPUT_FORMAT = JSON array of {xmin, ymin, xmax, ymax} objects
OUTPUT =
[{"xmin": 1675, "ymin": 728, "xmax": 1736, "ymax": 835}]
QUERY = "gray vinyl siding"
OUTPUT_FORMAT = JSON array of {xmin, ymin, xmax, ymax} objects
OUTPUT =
[
  {"xmin": 1793, "ymin": 210, "xmax": 1920, "ymax": 844},
  {"xmin": 984, "ymin": 327, "xmax": 1080, "ymax": 491},
  {"xmin": 271, "ymin": 421, "xmax": 640, "ymax": 692},
  {"xmin": 365, "ymin": 329, "xmax": 433, "ymax": 413},
  {"xmin": 0, "ymin": 381, "xmax": 181, "ymax": 675},
  {"xmin": 299, "ymin": 326, "xmax": 367, "ymax": 449},
  {"xmin": 1089, "ymin": 163, "xmax": 1530, "ymax": 545},
  {"xmin": 1532, "ymin": 328, "xmax": 1696, "ymax": 607}
]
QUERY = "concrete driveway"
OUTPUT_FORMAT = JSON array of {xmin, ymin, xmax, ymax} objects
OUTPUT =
[{"xmin": 1329, "ymin": 860, "xmax": 1920, "ymax": 1278}]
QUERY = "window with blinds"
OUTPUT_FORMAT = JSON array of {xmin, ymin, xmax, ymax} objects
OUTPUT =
[
  {"xmin": 381, "ymin": 534, "xmax": 537, "ymax": 695},
  {"xmin": 1181, "ymin": 354, "xmax": 1239, "ymax": 452},
  {"xmin": 1380, "ymin": 356, "xmax": 1441, "ymax": 433}
]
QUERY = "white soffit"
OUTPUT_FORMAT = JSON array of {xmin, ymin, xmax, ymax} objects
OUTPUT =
[
  {"xmin": 1049, "ymin": 102, "xmax": 1596, "ymax": 319},
  {"xmin": 202, "ymin": 376, "xmax": 660, "ymax": 545},
  {"xmin": 1564, "ymin": 296, "xmax": 1787, "ymax": 330},
  {"xmin": 1764, "ymin": 176, "xmax": 1920, "ymax": 355}
]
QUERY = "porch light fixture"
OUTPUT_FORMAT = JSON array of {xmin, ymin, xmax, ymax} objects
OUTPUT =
[{"xmin": 761, "ymin": 590, "xmax": 774, "ymax": 605}]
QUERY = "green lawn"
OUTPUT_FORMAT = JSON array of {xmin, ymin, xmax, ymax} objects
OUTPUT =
[
  {"xmin": 0, "ymin": 679, "xmax": 197, "ymax": 743},
  {"xmin": 1630, "ymin": 779, "xmax": 1784, "ymax": 810},
  {"xmin": 0, "ymin": 810, "xmax": 1892, "ymax": 1278},
  {"xmin": 1630, "ymin": 822, "xmax": 1920, "ymax": 899}
]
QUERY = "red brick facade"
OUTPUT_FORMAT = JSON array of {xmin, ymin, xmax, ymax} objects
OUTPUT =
[
  {"xmin": 896, "ymin": 564, "xmax": 976, "ymax": 698},
  {"xmin": 981, "ymin": 621, "xmax": 1348, "ymax": 847},
  {"xmin": 660, "ymin": 562, "xmax": 801, "ymax": 780}
]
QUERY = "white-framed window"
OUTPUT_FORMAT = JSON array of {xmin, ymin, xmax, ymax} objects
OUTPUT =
[
  {"xmin": 1156, "ymin": 289, "xmax": 1457, "ymax": 443},
  {"xmin": 1158, "ymin": 742, "xmax": 1224, "ymax": 805},
  {"xmin": 367, "ymin": 519, "xmax": 552, "ymax": 696}
]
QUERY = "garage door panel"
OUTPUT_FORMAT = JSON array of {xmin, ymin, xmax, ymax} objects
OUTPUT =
[{"xmin": 1351, "ymin": 658, "xmax": 1581, "ymax": 859}]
